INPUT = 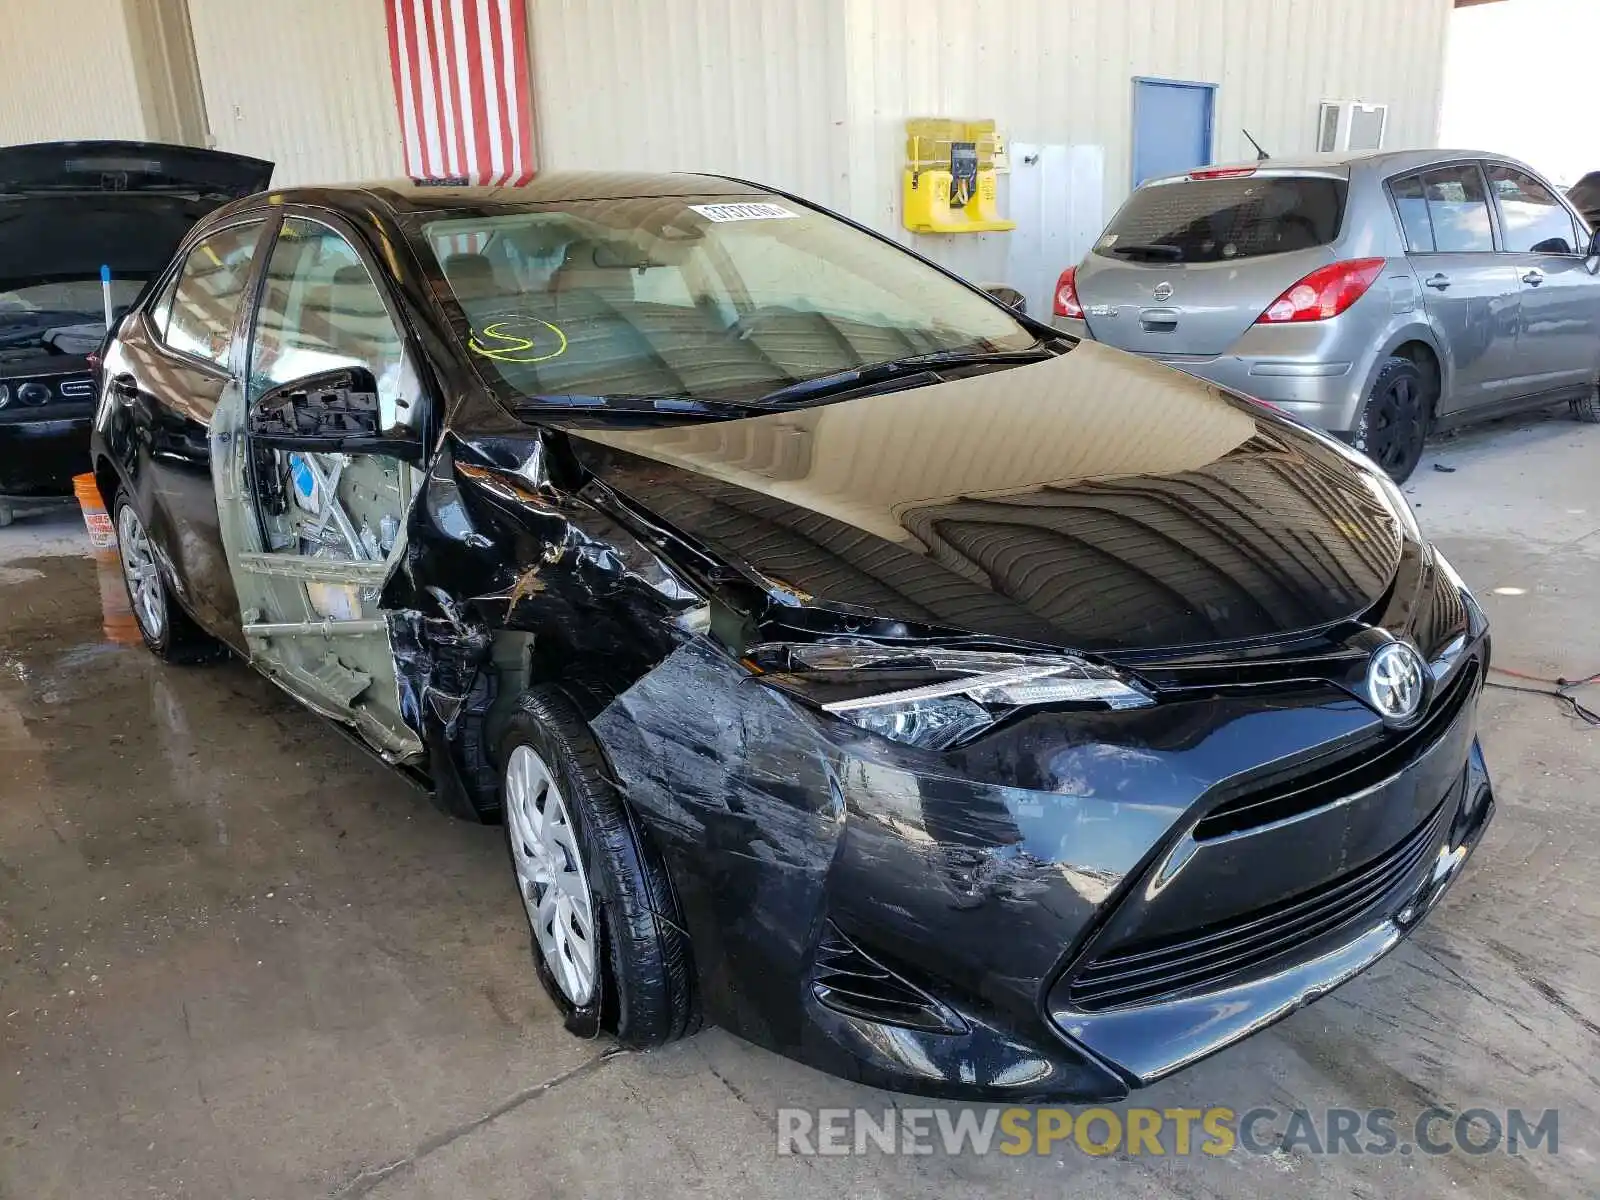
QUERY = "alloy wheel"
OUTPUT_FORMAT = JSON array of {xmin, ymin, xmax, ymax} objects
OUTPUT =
[
  {"xmin": 504, "ymin": 744, "xmax": 598, "ymax": 1006},
  {"xmin": 116, "ymin": 505, "xmax": 167, "ymax": 643}
]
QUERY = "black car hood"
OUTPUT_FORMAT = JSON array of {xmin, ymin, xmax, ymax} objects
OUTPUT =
[
  {"xmin": 568, "ymin": 342, "xmax": 1408, "ymax": 654},
  {"xmin": 0, "ymin": 141, "xmax": 272, "ymax": 290}
]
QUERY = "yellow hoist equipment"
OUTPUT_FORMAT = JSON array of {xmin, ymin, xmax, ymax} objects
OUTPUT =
[{"xmin": 902, "ymin": 118, "xmax": 1015, "ymax": 235}]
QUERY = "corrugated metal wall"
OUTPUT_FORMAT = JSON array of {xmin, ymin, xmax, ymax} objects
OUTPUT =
[
  {"xmin": 0, "ymin": 0, "xmax": 150, "ymax": 142},
  {"xmin": 530, "ymin": 0, "xmax": 852, "ymax": 210},
  {"xmin": 0, "ymin": 0, "xmax": 1454, "ymax": 283},
  {"xmin": 533, "ymin": 0, "xmax": 1455, "ymax": 282},
  {"xmin": 185, "ymin": 0, "xmax": 404, "ymax": 186}
]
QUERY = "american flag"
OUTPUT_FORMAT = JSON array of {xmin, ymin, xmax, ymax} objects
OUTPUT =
[{"xmin": 384, "ymin": 0, "xmax": 537, "ymax": 187}]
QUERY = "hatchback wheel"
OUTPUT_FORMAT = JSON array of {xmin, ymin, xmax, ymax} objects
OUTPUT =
[
  {"xmin": 1571, "ymin": 386, "xmax": 1600, "ymax": 424},
  {"xmin": 1354, "ymin": 357, "xmax": 1428, "ymax": 484},
  {"xmin": 113, "ymin": 493, "xmax": 224, "ymax": 664},
  {"xmin": 499, "ymin": 686, "xmax": 696, "ymax": 1046}
]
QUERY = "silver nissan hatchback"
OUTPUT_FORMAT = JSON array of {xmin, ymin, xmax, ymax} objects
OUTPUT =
[{"xmin": 1053, "ymin": 150, "xmax": 1600, "ymax": 481}]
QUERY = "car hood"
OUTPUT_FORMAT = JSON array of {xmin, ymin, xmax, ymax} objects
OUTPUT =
[
  {"xmin": 0, "ymin": 141, "xmax": 272, "ymax": 290},
  {"xmin": 568, "ymin": 342, "xmax": 1408, "ymax": 654}
]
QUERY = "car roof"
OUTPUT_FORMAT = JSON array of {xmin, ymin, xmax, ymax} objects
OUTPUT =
[
  {"xmin": 210, "ymin": 170, "xmax": 768, "ymax": 222},
  {"xmin": 1143, "ymin": 148, "xmax": 1542, "ymax": 186}
]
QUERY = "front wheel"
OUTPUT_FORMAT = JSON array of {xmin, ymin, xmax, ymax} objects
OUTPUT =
[
  {"xmin": 1352, "ymin": 357, "xmax": 1429, "ymax": 484},
  {"xmin": 499, "ymin": 687, "xmax": 696, "ymax": 1046},
  {"xmin": 112, "ymin": 493, "xmax": 225, "ymax": 665}
]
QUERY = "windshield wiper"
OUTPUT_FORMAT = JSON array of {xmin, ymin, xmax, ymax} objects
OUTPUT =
[
  {"xmin": 509, "ymin": 393, "xmax": 767, "ymax": 417},
  {"xmin": 1110, "ymin": 243, "xmax": 1184, "ymax": 262},
  {"xmin": 752, "ymin": 345, "xmax": 1057, "ymax": 408}
]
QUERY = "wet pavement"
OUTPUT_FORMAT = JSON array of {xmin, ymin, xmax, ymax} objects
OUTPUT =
[{"xmin": 3, "ymin": 416, "xmax": 1598, "ymax": 1198}]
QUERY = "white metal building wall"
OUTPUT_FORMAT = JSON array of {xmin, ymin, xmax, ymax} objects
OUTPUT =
[
  {"xmin": 0, "ymin": 0, "xmax": 151, "ymax": 142},
  {"xmin": 184, "ymin": 0, "xmax": 404, "ymax": 186},
  {"xmin": 0, "ymin": 0, "xmax": 1454, "ymax": 284},
  {"xmin": 530, "ymin": 0, "xmax": 853, "ymax": 210},
  {"xmin": 534, "ymin": 0, "xmax": 1455, "ymax": 282}
]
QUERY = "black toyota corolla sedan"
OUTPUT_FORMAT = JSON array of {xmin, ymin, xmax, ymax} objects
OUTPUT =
[
  {"xmin": 90, "ymin": 172, "xmax": 1494, "ymax": 1101},
  {"xmin": 0, "ymin": 141, "xmax": 270, "ymax": 523}
]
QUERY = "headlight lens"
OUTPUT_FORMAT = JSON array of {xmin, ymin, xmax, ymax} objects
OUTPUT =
[
  {"xmin": 842, "ymin": 694, "xmax": 993, "ymax": 749},
  {"xmin": 750, "ymin": 644, "xmax": 1153, "ymax": 749},
  {"xmin": 1431, "ymin": 544, "xmax": 1487, "ymax": 636},
  {"xmin": 1366, "ymin": 465, "xmax": 1421, "ymax": 540}
]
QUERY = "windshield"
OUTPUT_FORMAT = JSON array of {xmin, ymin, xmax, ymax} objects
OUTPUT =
[
  {"xmin": 408, "ymin": 194, "xmax": 1036, "ymax": 407},
  {"xmin": 0, "ymin": 278, "xmax": 143, "ymax": 360},
  {"xmin": 1095, "ymin": 174, "xmax": 1347, "ymax": 264},
  {"xmin": 0, "ymin": 279, "xmax": 143, "ymax": 319}
]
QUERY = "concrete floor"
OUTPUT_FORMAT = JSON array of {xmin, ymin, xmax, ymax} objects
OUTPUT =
[{"xmin": 2, "ymin": 416, "xmax": 1597, "ymax": 1199}]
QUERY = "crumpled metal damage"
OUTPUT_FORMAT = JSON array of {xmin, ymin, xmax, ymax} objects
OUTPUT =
[{"xmin": 378, "ymin": 432, "xmax": 710, "ymax": 816}]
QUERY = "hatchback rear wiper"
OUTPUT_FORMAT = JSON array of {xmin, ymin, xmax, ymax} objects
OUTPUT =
[
  {"xmin": 1110, "ymin": 243, "xmax": 1184, "ymax": 261},
  {"xmin": 752, "ymin": 345, "xmax": 1056, "ymax": 408}
]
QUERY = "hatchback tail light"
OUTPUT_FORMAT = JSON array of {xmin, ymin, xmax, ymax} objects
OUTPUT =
[
  {"xmin": 1053, "ymin": 267, "xmax": 1084, "ymax": 319},
  {"xmin": 1255, "ymin": 258, "xmax": 1386, "ymax": 324},
  {"xmin": 1188, "ymin": 166, "xmax": 1258, "ymax": 180}
]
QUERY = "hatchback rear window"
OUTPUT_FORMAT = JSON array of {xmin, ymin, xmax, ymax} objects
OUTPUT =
[{"xmin": 1094, "ymin": 175, "xmax": 1347, "ymax": 264}]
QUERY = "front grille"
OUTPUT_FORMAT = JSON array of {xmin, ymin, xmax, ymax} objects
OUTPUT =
[
  {"xmin": 812, "ymin": 922, "xmax": 967, "ymax": 1035},
  {"xmin": 1064, "ymin": 800, "xmax": 1447, "ymax": 1011},
  {"xmin": 1194, "ymin": 658, "xmax": 1480, "ymax": 840}
]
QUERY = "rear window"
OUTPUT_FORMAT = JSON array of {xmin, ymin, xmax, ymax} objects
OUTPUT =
[{"xmin": 1094, "ymin": 175, "xmax": 1347, "ymax": 264}]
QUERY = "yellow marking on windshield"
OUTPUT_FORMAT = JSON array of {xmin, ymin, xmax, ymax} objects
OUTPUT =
[{"xmin": 468, "ymin": 317, "xmax": 568, "ymax": 364}]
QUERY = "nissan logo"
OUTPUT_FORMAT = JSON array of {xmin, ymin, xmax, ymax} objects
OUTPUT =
[
  {"xmin": 1366, "ymin": 642, "xmax": 1428, "ymax": 724},
  {"xmin": 1152, "ymin": 282, "xmax": 1175, "ymax": 303}
]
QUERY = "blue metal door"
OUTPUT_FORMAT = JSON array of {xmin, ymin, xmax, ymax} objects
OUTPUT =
[{"xmin": 1132, "ymin": 78, "xmax": 1216, "ymax": 186}]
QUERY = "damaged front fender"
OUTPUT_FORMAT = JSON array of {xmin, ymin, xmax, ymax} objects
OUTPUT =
[{"xmin": 380, "ymin": 432, "xmax": 714, "ymax": 816}]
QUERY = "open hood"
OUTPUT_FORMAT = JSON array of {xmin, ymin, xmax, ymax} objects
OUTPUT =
[
  {"xmin": 569, "ymin": 343, "xmax": 1409, "ymax": 655},
  {"xmin": 0, "ymin": 143, "xmax": 272, "ymax": 296},
  {"xmin": 0, "ymin": 140, "xmax": 272, "ymax": 199}
]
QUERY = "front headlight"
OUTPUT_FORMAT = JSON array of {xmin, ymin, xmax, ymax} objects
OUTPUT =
[
  {"xmin": 1366, "ymin": 465, "xmax": 1421, "ymax": 541},
  {"xmin": 748, "ymin": 643, "xmax": 1154, "ymax": 750},
  {"xmin": 1431, "ymin": 544, "xmax": 1488, "ymax": 637}
]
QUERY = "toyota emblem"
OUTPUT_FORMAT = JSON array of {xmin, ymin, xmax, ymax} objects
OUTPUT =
[
  {"xmin": 1366, "ymin": 642, "xmax": 1427, "ymax": 724},
  {"xmin": 1152, "ymin": 281, "xmax": 1174, "ymax": 303}
]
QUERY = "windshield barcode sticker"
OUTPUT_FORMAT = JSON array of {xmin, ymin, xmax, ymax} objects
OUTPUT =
[{"xmin": 689, "ymin": 202, "xmax": 798, "ymax": 223}]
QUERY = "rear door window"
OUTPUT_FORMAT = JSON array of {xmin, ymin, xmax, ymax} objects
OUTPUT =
[
  {"xmin": 1094, "ymin": 175, "xmax": 1347, "ymax": 263},
  {"xmin": 1390, "ymin": 174, "xmax": 1435, "ymax": 253},
  {"xmin": 1419, "ymin": 166, "xmax": 1494, "ymax": 253},
  {"xmin": 160, "ymin": 222, "xmax": 267, "ymax": 366},
  {"xmin": 1486, "ymin": 164, "xmax": 1581, "ymax": 254}
]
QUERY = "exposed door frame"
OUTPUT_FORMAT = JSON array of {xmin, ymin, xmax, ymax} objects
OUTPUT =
[{"xmin": 1131, "ymin": 76, "xmax": 1219, "ymax": 189}]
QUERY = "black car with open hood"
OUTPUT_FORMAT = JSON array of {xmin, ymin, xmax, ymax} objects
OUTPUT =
[
  {"xmin": 0, "ymin": 141, "xmax": 271, "ymax": 519},
  {"xmin": 90, "ymin": 172, "xmax": 1495, "ymax": 1102}
]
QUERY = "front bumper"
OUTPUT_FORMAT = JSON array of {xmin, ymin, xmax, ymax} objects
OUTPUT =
[
  {"xmin": 596, "ymin": 633, "xmax": 1494, "ymax": 1103},
  {"xmin": 1049, "ymin": 737, "xmax": 1492, "ymax": 1089},
  {"xmin": 0, "ymin": 408, "xmax": 93, "ymax": 498}
]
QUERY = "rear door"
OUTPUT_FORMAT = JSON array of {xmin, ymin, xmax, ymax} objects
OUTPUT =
[
  {"xmin": 210, "ymin": 213, "xmax": 426, "ymax": 760},
  {"xmin": 1484, "ymin": 161, "xmax": 1600, "ymax": 400},
  {"xmin": 1389, "ymin": 163, "xmax": 1524, "ymax": 417},
  {"xmin": 1074, "ymin": 170, "xmax": 1347, "ymax": 356},
  {"xmin": 105, "ymin": 216, "xmax": 273, "ymax": 645}
]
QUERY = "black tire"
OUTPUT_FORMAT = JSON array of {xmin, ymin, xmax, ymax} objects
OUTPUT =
[
  {"xmin": 499, "ymin": 686, "xmax": 696, "ymax": 1047},
  {"xmin": 1570, "ymin": 387, "xmax": 1600, "ymax": 424},
  {"xmin": 112, "ymin": 491, "xmax": 227, "ymax": 665},
  {"xmin": 1352, "ymin": 356, "xmax": 1429, "ymax": 484}
]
